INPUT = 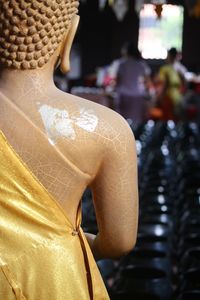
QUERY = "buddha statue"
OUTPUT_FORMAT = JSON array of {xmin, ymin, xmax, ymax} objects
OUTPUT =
[{"xmin": 0, "ymin": 1, "xmax": 138, "ymax": 299}]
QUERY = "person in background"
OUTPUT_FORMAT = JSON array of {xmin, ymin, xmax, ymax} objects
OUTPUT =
[
  {"xmin": 115, "ymin": 42, "xmax": 151, "ymax": 125},
  {"xmin": 155, "ymin": 47, "xmax": 183, "ymax": 120}
]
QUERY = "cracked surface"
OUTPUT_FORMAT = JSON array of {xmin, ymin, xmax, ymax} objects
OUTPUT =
[
  {"xmin": 38, "ymin": 104, "xmax": 99, "ymax": 144},
  {"xmin": 0, "ymin": 0, "xmax": 138, "ymax": 261},
  {"xmin": 0, "ymin": 1, "xmax": 138, "ymax": 298},
  {"xmin": 0, "ymin": 80, "xmax": 138, "ymax": 247}
]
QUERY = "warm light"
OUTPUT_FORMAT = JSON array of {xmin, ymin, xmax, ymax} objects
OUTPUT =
[{"xmin": 138, "ymin": 4, "xmax": 184, "ymax": 59}]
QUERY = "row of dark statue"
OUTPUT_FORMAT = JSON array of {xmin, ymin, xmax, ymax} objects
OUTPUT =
[{"xmin": 82, "ymin": 120, "xmax": 200, "ymax": 300}]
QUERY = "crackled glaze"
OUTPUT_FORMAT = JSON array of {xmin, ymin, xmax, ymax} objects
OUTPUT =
[
  {"xmin": 38, "ymin": 104, "xmax": 98, "ymax": 144},
  {"xmin": 0, "ymin": 1, "xmax": 138, "ymax": 299}
]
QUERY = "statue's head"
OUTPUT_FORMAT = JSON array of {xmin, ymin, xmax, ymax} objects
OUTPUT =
[{"xmin": 0, "ymin": 0, "xmax": 79, "ymax": 72}]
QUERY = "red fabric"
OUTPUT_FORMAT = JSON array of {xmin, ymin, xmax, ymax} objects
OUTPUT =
[{"xmin": 161, "ymin": 96, "xmax": 175, "ymax": 120}]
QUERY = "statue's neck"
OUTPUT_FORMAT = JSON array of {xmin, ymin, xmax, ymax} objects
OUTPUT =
[{"xmin": 0, "ymin": 64, "xmax": 56, "ymax": 104}]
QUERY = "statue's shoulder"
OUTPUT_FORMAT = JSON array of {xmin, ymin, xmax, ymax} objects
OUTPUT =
[
  {"xmin": 41, "ymin": 91, "xmax": 135, "ymax": 175},
  {"xmin": 64, "ymin": 92, "xmax": 132, "ymax": 138},
  {"xmin": 44, "ymin": 90, "xmax": 133, "ymax": 146}
]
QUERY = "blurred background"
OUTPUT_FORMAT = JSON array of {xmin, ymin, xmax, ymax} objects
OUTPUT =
[
  {"xmin": 55, "ymin": 0, "xmax": 200, "ymax": 122},
  {"xmin": 55, "ymin": 1, "xmax": 200, "ymax": 299}
]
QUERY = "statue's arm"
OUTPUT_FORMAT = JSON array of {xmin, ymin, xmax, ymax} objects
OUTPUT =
[{"xmin": 88, "ymin": 120, "xmax": 139, "ymax": 260}]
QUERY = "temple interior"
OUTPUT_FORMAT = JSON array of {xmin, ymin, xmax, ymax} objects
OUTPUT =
[{"xmin": 1, "ymin": 0, "xmax": 200, "ymax": 299}]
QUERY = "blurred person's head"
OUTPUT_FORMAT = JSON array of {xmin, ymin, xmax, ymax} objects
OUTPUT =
[
  {"xmin": 167, "ymin": 47, "xmax": 178, "ymax": 64},
  {"xmin": 121, "ymin": 42, "xmax": 141, "ymax": 59}
]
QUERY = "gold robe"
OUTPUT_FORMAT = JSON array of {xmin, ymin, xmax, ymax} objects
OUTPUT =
[{"xmin": 0, "ymin": 130, "xmax": 109, "ymax": 300}]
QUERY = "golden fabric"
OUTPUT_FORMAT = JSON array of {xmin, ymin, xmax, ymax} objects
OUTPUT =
[{"xmin": 0, "ymin": 130, "xmax": 109, "ymax": 300}]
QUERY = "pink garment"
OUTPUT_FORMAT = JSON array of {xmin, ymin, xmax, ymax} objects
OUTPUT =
[
  {"xmin": 118, "ymin": 95, "xmax": 147, "ymax": 124},
  {"xmin": 116, "ymin": 57, "xmax": 150, "ymax": 123},
  {"xmin": 116, "ymin": 57, "xmax": 150, "ymax": 97}
]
